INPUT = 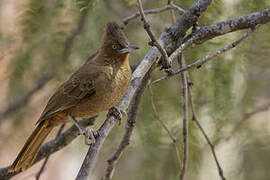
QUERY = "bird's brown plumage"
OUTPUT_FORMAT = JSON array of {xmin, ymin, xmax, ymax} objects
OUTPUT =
[{"xmin": 9, "ymin": 22, "xmax": 137, "ymax": 172}]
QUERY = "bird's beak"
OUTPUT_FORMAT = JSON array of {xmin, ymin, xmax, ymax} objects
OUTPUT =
[{"xmin": 120, "ymin": 45, "xmax": 139, "ymax": 53}]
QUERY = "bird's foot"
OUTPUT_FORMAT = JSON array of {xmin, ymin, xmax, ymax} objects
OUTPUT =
[
  {"xmin": 108, "ymin": 107, "xmax": 126, "ymax": 125},
  {"xmin": 69, "ymin": 116, "xmax": 97, "ymax": 145},
  {"xmin": 82, "ymin": 127, "xmax": 97, "ymax": 145}
]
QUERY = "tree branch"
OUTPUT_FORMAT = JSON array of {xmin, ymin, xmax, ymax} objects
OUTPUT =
[
  {"xmin": 75, "ymin": 68, "xmax": 155, "ymax": 180},
  {"xmin": 137, "ymin": 0, "xmax": 171, "ymax": 69},
  {"xmin": 152, "ymin": 27, "xmax": 256, "ymax": 84},
  {"xmin": 74, "ymin": 0, "xmax": 213, "ymax": 179},
  {"xmin": 225, "ymin": 102, "xmax": 270, "ymax": 141},
  {"xmin": 147, "ymin": 84, "xmax": 181, "ymax": 168},
  {"xmin": 103, "ymin": 71, "xmax": 151, "ymax": 180},
  {"xmin": 192, "ymin": 9, "xmax": 270, "ymax": 44},
  {"xmin": 187, "ymin": 84, "xmax": 226, "ymax": 180},
  {"xmin": 178, "ymin": 55, "xmax": 189, "ymax": 180},
  {"xmin": 172, "ymin": 8, "xmax": 270, "ymax": 57},
  {"xmin": 122, "ymin": 4, "xmax": 184, "ymax": 27},
  {"xmin": 168, "ymin": 0, "xmax": 176, "ymax": 24}
]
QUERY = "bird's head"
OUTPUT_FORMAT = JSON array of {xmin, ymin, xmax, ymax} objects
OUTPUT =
[{"xmin": 101, "ymin": 22, "xmax": 139, "ymax": 57}]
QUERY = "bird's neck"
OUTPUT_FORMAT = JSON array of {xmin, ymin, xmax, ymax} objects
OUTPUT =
[{"xmin": 95, "ymin": 51, "xmax": 130, "ymax": 67}]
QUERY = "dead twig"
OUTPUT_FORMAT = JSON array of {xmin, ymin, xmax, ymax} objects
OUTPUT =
[
  {"xmin": 225, "ymin": 102, "xmax": 270, "ymax": 141},
  {"xmin": 137, "ymin": 0, "xmax": 172, "ymax": 69},
  {"xmin": 177, "ymin": 52, "xmax": 226, "ymax": 179},
  {"xmin": 178, "ymin": 54, "xmax": 189, "ymax": 180},
  {"xmin": 147, "ymin": 84, "xmax": 181, "ymax": 168},
  {"xmin": 187, "ymin": 85, "xmax": 226, "ymax": 180},
  {"xmin": 122, "ymin": 4, "xmax": 184, "ymax": 26},
  {"xmin": 168, "ymin": 0, "xmax": 176, "ymax": 23},
  {"xmin": 244, "ymin": 102, "xmax": 270, "ymax": 119}
]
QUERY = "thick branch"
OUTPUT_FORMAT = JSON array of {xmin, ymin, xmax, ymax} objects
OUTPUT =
[
  {"xmin": 193, "ymin": 8, "xmax": 270, "ymax": 44},
  {"xmin": 166, "ymin": 8, "xmax": 270, "ymax": 66},
  {"xmin": 172, "ymin": 8, "xmax": 270, "ymax": 58},
  {"xmin": 152, "ymin": 9, "xmax": 270, "ymax": 84},
  {"xmin": 161, "ymin": 0, "xmax": 213, "ymax": 48},
  {"xmin": 152, "ymin": 28, "xmax": 256, "ymax": 84}
]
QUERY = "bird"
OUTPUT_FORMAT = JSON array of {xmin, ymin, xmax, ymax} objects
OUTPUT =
[{"xmin": 8, "ymin": 21, "xmax": 139, "ymax": 172}]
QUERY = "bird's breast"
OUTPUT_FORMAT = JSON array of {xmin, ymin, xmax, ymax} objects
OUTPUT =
[
  {"xmin": 70, "ymin": 64, "xmax": 131, "ymax": 118},
  {"xmin": 100, "ymin": 65, "xmax": 131, "ymax": 107}
]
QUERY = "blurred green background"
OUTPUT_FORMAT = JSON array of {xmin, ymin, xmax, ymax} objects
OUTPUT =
[{"xmin": 0, "ymin": 0, "xmax": 270, "ymax": 179}]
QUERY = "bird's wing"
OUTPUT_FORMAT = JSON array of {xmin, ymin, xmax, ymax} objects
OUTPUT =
[{"xmin": 37, "ymin": 62, "xmax": 108, "ymax": 124}]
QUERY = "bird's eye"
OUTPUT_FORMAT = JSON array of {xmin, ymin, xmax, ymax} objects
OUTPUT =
[{"xmin": 112, "ymin": 44, "xmax": 118, "ymax": 50}]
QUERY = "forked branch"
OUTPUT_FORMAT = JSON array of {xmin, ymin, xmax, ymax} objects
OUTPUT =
[{"xmin": 137, "ymin": 0, "xmax": 172, "ymax": 69}]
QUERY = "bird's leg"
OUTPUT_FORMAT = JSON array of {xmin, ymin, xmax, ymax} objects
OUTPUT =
[
  {"xmin": 68, "ymin": 116, "xmax": 96, "ymax": 145},
  {"xmin": 107, "ymin": 107, "xmax": 126, "ymax": 125}
]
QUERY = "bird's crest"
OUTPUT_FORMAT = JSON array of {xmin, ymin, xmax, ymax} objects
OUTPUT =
[{"xmin": 104, "ymin": 22, "xmax": 129, "ymax": 46}]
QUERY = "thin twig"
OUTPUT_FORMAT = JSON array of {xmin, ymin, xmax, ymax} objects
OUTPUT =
[
  {"xmin": 179, "ymin": 52, "xmax": 225, "ymax": 179},
  {"xmin": 244, "ymin": 102, "xmax": 270, "ymax": 119},
  {"xmin": 187, "ymin": 83, "xmax": 226, "ymax": 180},
  {"xmin": 178, "ymin": 51, "xmax": 226, "ymax": 179},
  {"xmin": 103, "ymin": 71, "xmax": 151, "ymax": 180},
  {"xmin": 225, "ymin": 102, "xmax": 270, "ymax": 141},
  {"xmin": 178, "ymin": 54, "xmax": 189, "ymax": 180},
  {"xmin": 152, "ymin": 28, "xmax": 256, "ymax": 84},
  {"xmin": 147, "ymin": 84, "xmax": 181, "ymax": 168},
  {"xmin": 35, "ymin": 124, "xmax": 66, "ymax": 180},
  {"xmin": 137, "ymin": 0, "xmax": 172, "ymax": 69},
  {"xmin": 122, "ymin": 4, "xmax": 184, "ymax": 26},
  {"xmin": 147, "ymin": 85, "xmax": 176, "ymax": 141},
  {"xmin": 170, "ymin": 4, "xmax": 186, "ymax": 14},
  {"xmin": 0, "ymin": 9, "xmax": 90, "ymax": 124},
  {"xmin": 168, "ymin": 0, "xmax": 176, "ymax": 23}
]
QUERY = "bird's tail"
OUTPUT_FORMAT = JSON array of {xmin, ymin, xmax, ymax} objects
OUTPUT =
[{"xmin": 9, "ymin": 121, "xmax": 53, "ymax": 172}]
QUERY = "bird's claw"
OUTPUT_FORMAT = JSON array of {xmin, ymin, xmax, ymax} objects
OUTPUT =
[
  {"xmin": 69, "ymin": 116, "xmax": 96, "ymax": 145},
  {"xmin": 108, "ymin": 107, "xmax": 126, "ymax": 125},
  {"xmin": 77, "ymin": 126, "xmax": 97, "ymax": 145},
  {"xmin": 82, "ymin": 128, "xmax": 97, "ymax": 145}
]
